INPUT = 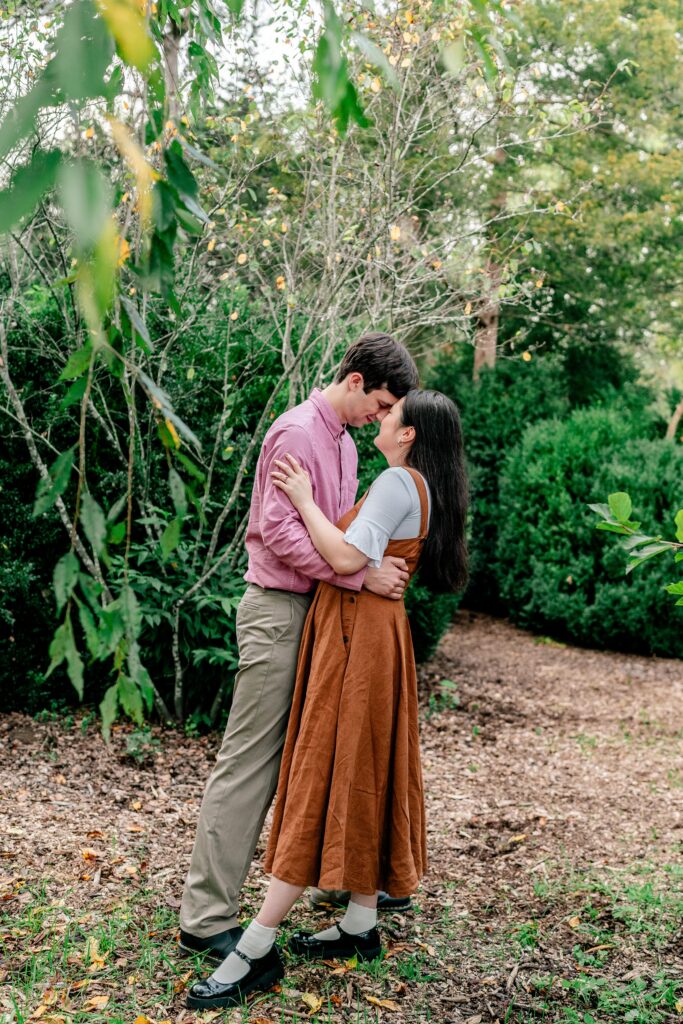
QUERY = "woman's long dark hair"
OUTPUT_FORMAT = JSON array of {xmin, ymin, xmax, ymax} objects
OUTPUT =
[{"xmin": 401, "ymin": 389, "xmax": 468, "ymax": 592}]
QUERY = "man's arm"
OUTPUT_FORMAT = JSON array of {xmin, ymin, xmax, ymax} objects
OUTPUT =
[{"xmin": 259, "ymin": 428, "xmax": 367, "ymax": 591}]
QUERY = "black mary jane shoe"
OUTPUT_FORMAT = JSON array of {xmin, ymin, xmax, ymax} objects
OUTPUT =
[
  {"xmin": 186, "ymin": 946, "xmax": 284, "ymax": 1009},
  {"xmin": 377, "ymin": 891, "xmax": 412, "ymax": 912},
  {"xmin": 179, "ymin": 925, "xmax": 244, "ymax": 964},
  {"xmin": 288, "ymin": 923, "xmax": 382, "ymax": 962}
]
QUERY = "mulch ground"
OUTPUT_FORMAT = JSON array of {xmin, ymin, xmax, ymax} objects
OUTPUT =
[{"xmin": 1, "ymin": 610, "xmax": 682, "ymax": 1023}]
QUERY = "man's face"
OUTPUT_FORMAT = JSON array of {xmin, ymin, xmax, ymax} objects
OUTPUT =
[{"xmin": 345, "ymin": 381, "xmax": 399, "ymax": 428}]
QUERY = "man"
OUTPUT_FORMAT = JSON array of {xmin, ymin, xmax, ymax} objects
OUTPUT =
[{"xmin": 179, "ymin": 333, "xmax": 419, "ymax": 962}]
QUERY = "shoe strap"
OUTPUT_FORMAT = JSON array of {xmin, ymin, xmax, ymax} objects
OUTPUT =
[{"xmin": 233, "ymin": 947, "xmax": 253, "ymax": 966}]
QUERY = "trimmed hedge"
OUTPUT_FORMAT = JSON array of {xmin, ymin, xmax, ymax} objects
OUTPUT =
[{"xmin": 495, "ymin": 407, "xmax": 683, "ymax": 658}]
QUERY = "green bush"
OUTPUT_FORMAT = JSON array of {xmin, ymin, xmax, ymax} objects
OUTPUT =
[
  {"xmin": 427, "ymin": 352, "xmax": 571, "ymax": 611},
  {"xmin": 495, "ymin": 406, "xmax": 683, "ymax": 657}
]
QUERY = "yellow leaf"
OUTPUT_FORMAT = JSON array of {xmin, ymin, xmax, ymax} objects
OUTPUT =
[
  {"xmin": 535, "ymin": 277, "xmax": 544, "ymax": 288},
  {"xmin": 522, "ymin": 351, "xmax": 532, "ymax": 362},
  {"xmin": 405, "ymin": 10, "xmax": 414, "ymax": 23},
  {"xmin": 230, "ymin": 311, "xmax": 239, "ymax": 321},
  {"xmin": 83, "ymin": 995, "xmax": 109, "ymax": 1011},
  {"xmin": 275, "ymin": 275, "xmax": 286, "ymax": 290},
  {"xmin": 464, "ymin": 301, "xmax": 473, "ymax": 315},
  {"xmin": 389, "ymin": 224, "xmax": 401, "ymax": 241},
  {"xmin": 301, "ymin": 993, "xmax": 324, "ymax": 1014},
  {"xmin": 371, "ymin": 77, "xmax": 382, "ymax": 93},
  {"xmin": 165, "ymin": 419, "xmax": 180, "ymax": 449},
  {"xmin": 80, "ymin": 849, "xmax": 101, "ymax": 861},
  {"xmin": 280, "ymin": 222, "xmax": 288, "ymax": 233},
  {"xmin": 510, "ymin": 833, "xmax": 527, "ymax": 843},
  {"xmin": 237, "ymin": 253, "xmax": 248, "ymax": 265},
  {"xmin": 84, "ymin": 127, "xmax": 95, "ymax": 140},
  {"xmin": 366, "ymin": 996, "xmax": 401, "ymax": 1011},
  {"xmin": 675, "ymin": 999, "xmax": 683, "ymax": 1013},
  {"xmin": 262, "ymin": 238, "xmax": 271, "ymax": 247},
  {"xmin": 555, "ymin": 200, "xmax": 566, "ymax": 212},
  {"xmin": 207, "ymin": 238, "xmax": 216, "ymax": 252},
  {"xmin": 84, "ymin": 936, "xmax": 107, "ymax": 970},
  {"xmin": 116, "ymin": 236, "xmax": 131, "ymax": 267},
  {"xmin": 431, "ymin": 259, "xmax": 442, "ymax": 270},
  {"xmin": 95, "ymin": 0, "xmax": 155, "ymax": 72},
  {"xmin": 567, "ymin": 915, "xmax": 581, "ymax": 928},
  {"xmin": 133, "ymin": 1017, "xmax": 151, "ymax": 1024},
  {"xmin": 131, "ymin": 800, "xmax": 142, "ymax": 810},
  {"xmin": 107, "ymin": 117, "xmax": 158, "ymax": 228}
]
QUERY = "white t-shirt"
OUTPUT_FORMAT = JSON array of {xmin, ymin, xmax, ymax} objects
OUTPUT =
[{"xmin": 343, "ymin": 467, "xmax": 431, "ymax": 568}]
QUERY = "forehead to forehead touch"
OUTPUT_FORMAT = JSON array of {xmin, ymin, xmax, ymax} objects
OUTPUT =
[{"xmin": 368, "ymin": 386, "xmax": 399, "ymax": 406}]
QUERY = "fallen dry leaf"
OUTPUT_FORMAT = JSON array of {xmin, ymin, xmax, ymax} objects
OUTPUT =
[
  {"xmin": 301, "ymin": 992, "xmax": 324, "ymax": 1014},
  {"xmin": 365, "ymin": 996, "xmax": 401, "ymax": 1011},
  {"xmin": 465, "ymin": 1016, "xmax": 483, "ymax": 1024},
  {"xmin": 80, "ymin": 849, "xmax": 101, "ymax": 862},
  {"xmin": 83, "ymin": 995, "xmax": 109, "ymax": 1011},
  {"xmin": 173, "ymin": 970, "xmax": 193, "ymax": 993},
  {"xmin": 567, "ymin": 915, "xmax": 581, "ymax": 928},
  {"xmin": 133, "ymin": 1017, "xmax": 151, "ymax": 1024}
]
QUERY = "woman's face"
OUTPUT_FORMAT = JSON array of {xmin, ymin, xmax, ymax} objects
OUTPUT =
[{"xmin": 374, "ymin": 397, "xmax": 411, "ymax": 461}]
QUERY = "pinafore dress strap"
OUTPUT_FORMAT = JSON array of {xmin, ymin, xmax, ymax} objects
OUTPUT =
[{"xmin": 403, "ymin": 467, "xmax": 429, "ymax": 539}]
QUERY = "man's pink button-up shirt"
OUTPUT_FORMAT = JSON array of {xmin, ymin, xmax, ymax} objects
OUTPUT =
[{"xmin": 244, "ymin": 389, "xmax": 367, "ymax": 594}]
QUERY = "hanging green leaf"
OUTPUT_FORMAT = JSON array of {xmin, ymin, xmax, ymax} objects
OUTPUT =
[
  {"xmin": 0, "ymin": 149, "xmax": 63, "ymax": 234},
  {"xmin": 54, "ymin": 552, "xmax": 79, "ymax": 612},
  {"xmin": 117, "ymin": 675, "xmax": 144, "ymax": 724},
  {"xmin": 120, "ymin": 295, "xmax": 153, "ymax": 352},
  {"xmin": 33, "ymin": 448, "xmax": 75, "ymax": 516},
  {"xmin": 160, "ymin": 517, "xmax": 182, "ymax": 560},
  {"xmin": 169, "ymin": 468, "xmax": 188, "ymax": 519},
  {"xmin": 81, "ymin": 492, "xmax": 108, "ymax": 556},
  {"xmin": 60, "ymin": 341, "xmax": 93, "ymax": 380},
  {"xmin": 100, "ymin": 683, "xmax": 119, "ymax": 742}
]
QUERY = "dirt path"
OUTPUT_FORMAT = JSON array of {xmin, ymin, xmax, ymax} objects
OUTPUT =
[{"xmin": 1, "ymin": 611, "xmax": 682, "ymax": 1023}]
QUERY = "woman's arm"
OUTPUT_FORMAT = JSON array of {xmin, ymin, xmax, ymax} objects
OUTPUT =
[{"xmin": 272, "ymin": 454, "xmax": 369, "ymax": 575}]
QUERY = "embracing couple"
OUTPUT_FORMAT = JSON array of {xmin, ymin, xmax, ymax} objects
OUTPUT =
[{"xmin": 179, "ymin": 332, "xmax": 468, "ymax": 1009}]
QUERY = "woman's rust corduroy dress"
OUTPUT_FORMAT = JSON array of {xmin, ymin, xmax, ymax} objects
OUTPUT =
[{"xmin": 263, "ymin": 468, "xmax": 429, "ymax": 897}]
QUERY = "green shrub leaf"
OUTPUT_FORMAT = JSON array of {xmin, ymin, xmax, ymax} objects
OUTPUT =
[{"xmin": 608, "ymin": 491, "xmax": 632, "ymax": 523}]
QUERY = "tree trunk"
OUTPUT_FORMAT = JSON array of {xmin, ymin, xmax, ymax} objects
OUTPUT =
[
  {"xmin": 665, "ymin": 398, "xmax": 683, "ymax": 441},
  {"xmin": 473, "ymin": 261, "xmax": 500, "ymax": 381},
  {"xmin": 163, "ymin": 19, "xmax": 184, "ymax": 123}
]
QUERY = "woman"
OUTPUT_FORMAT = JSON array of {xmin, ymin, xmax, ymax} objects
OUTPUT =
[{"xmin": 187, "ymin": 389, "xmax": 468, "ymax": 1009}]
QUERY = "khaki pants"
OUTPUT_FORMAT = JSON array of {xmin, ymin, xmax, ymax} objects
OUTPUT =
[{"xmin": 180, "ymin": 584, "xmax": 313, "ymax": 936}]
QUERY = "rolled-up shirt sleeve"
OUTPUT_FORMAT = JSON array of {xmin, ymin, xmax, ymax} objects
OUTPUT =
[
  {"xmin": 343, "ymin": 469, "xmax": 414, "ymax": 568},
  {"xmin": 259, "ymin": 426, "xmax": 367, "ymax": 591}
]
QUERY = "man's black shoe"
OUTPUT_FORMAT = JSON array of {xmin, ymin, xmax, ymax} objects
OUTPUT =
[
  {"xmin": 179, "ymin": 925, "xmax": 244, "ymax": 964},
  {"xmin": 377, "ymin": 891, "xmax": 412, "ymax": 912},
  {"xmin": 288, "ymin": 923, "xmax": 382, "ymax": 962},
  {"xmin": 186, "ymin": 946, "xmax": 284, "ymax": 1009}
]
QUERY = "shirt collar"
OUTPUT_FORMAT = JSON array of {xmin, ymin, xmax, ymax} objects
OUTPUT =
[{"xmin": 309, "ymin": 388, "xmax": 347, "ymax": 441}]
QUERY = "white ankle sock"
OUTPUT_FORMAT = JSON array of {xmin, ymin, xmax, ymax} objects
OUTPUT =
[
  {"xmin": 313, "ymin": 900, "xmax": 377, "ymax": 941},
  {"xmin": 210, "ymin": 920, "xmax": 277, "ymax": 985}
]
